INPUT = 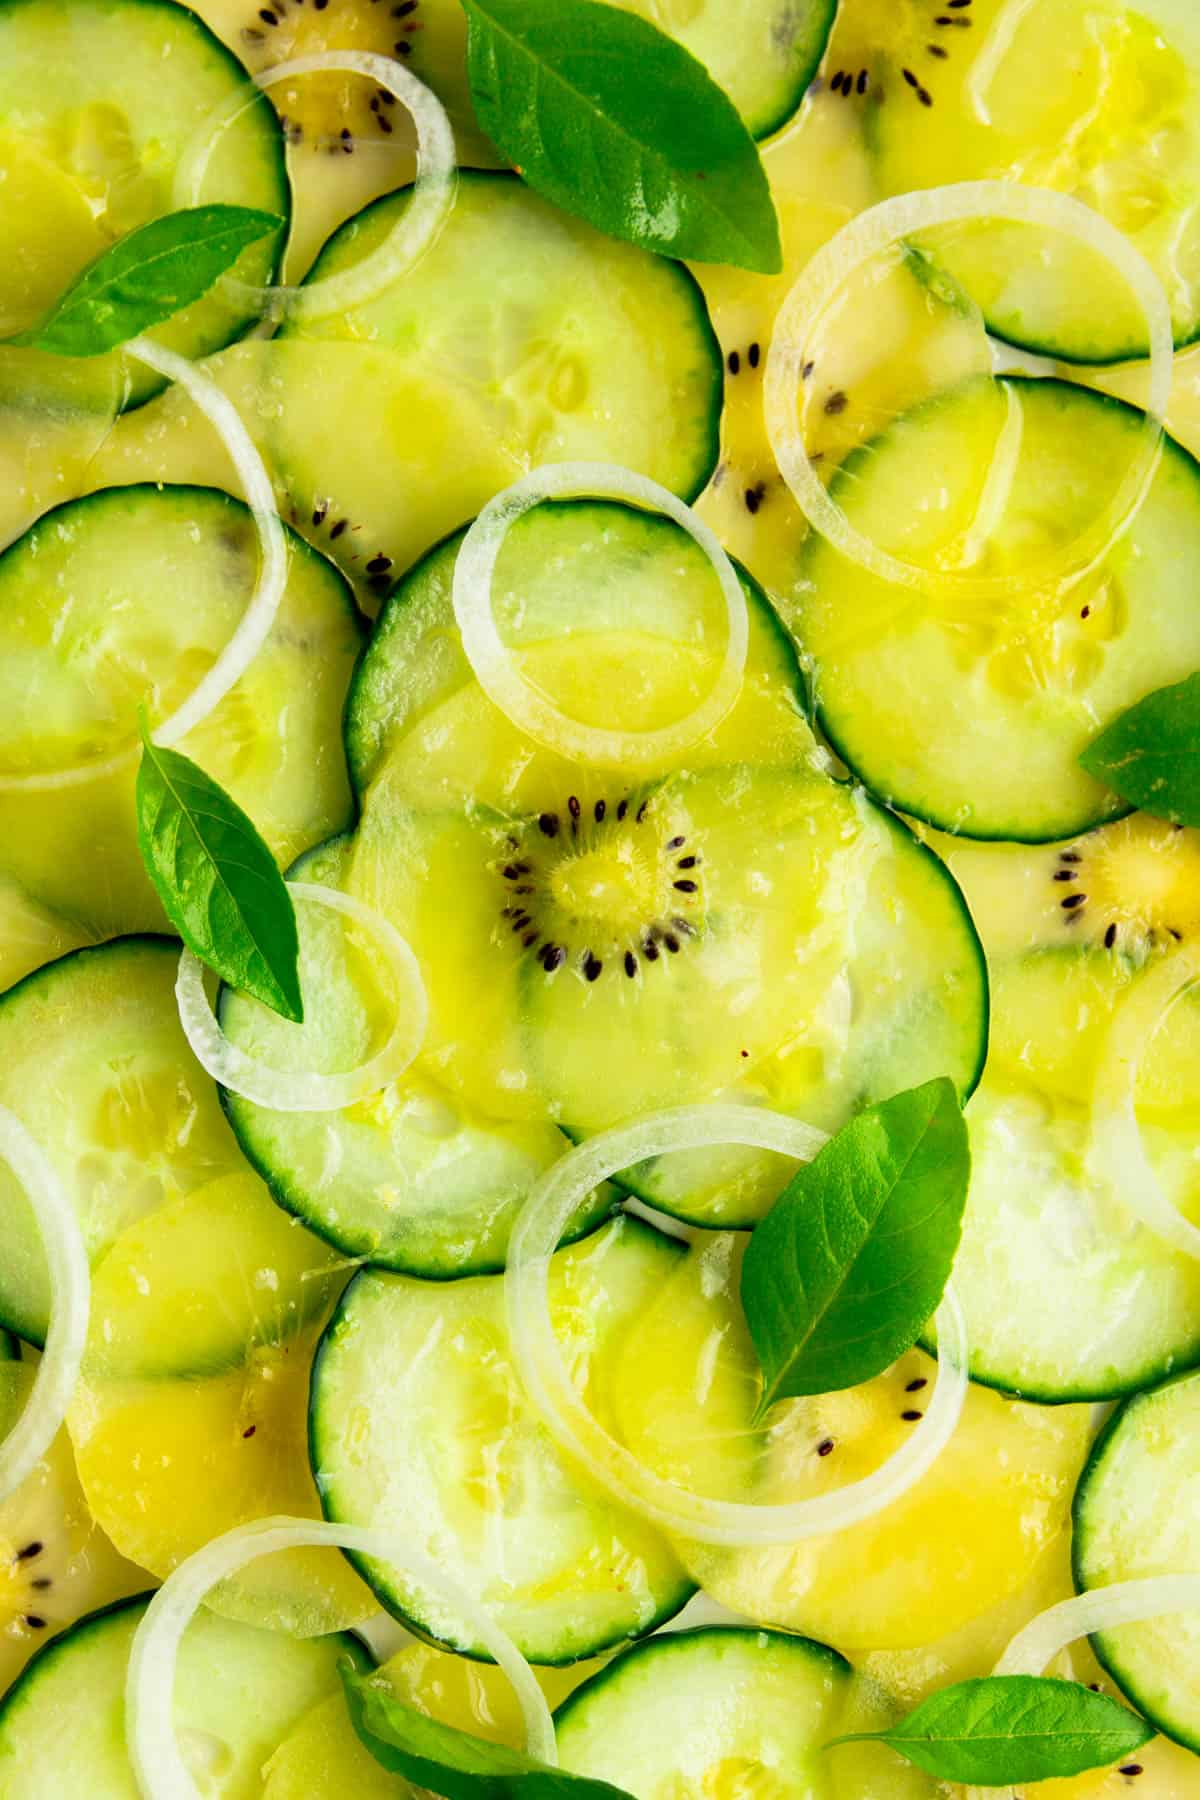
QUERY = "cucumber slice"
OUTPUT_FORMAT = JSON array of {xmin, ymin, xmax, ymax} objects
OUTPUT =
[
  {"xmin": 0, "ymin": 484, "xmax": 363, "ymax": 945},
  {"xmin": 69, "ymin": 1174, "xmax": 375, "ymax": 1635},
  {"xmin": 794, "ymin": 379, "xmax": 1200, "ymax": 841},
  {"xmin": 612, "ymin": 1232, "xmax": 1091, "ymax": 1653},
  {"xmin": 0, "ymin": 938, "xmax": 244, "ymax": 1347},
  {"xmin": 926, "ymin": 823, "xmax": 1200, "ymax": 1401},
  {"xmin": 857, "ymin": 0, "xmax": 1200, "ymax": 360},
  {"xmin": 310, "ymin": 1215, "xmax": 695, "ymax": 1664},
  {"xmin": 0, "ymin": 1360, "xmax": 147, "ymax": 1696},
  {"xmin": 341, "ymin": 501, "xmax": 985, "ymax": 1227},
  {"xmin": 555, "ymin": 1627, "xmax": 936, "ymax": 1799},
  {"xmin": 0, "ymin": 1593, "xmax": 371, "ymax": 1796},
  {"xmin": 0, "ymin": 0, "xmax": 287, "ymax": 412},
  {"xmin": 220, "ymin": 836, "xmax": 609, "ymax": 1278},
  {"xmin": 1074, "ymin": 1368, "xmax": 1200, "ymax": 1751},
  {"xmin": 280, "ymin": 171, "xmax": 721, "ymax": 506}
]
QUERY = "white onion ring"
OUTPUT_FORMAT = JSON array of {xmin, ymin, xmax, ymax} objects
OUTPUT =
[
  {"xmin": 174, "ymin": 52, "xmax": 456, "ymax": 322},
  {"xmin": 452, "ymin": 465, "xmax": 750, "ymax": 770},
  {"xmin": 1089, "ymin": 950, "xmax": 1200, "ymax": 1260},
  {"xmin": 764, "ymin": 182, "xmax": 1171, "ymax": 600},
  {"xmin": 125, "ymin": 1514, "xmax": 556, "ymax": 1800},
  {"xmin": 0, "ymin": 337, "xmax": 286, "ymax": 792},
  {"xmin": 0, "ymin": 1106, "xmax": 89, "ymax": 1502},
  {"xmin": 505, "ymin": 1104, "xmax": 969, "ymax": 1547},
  {"xmin": 176, "ymin": 881, "xmax": 427, "ymax": 1112},
  {"xmin": 995, "ymin": 1577, "xmax": 1200, "ymax": 1678}
]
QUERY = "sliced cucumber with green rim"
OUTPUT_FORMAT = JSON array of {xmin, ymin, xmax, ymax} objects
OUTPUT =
[
  {"xmin": 342, "ymin": 499, "xmax": 985, "ymax": 1227},
  {"xmin": 923, "ymin": 821, "xmax": 1200, "ymax": 1401},
  {"xmin": 220, "ymin": 836, "xmax": 611, "ymax": 1278},
  {"xmin": 0, "ymin": 0, "xmax": 287, "ymax": 412},
  {"xmin": 793, "ymin": 379, "xmax": 1200, "ymax": 841},
  {"xmin": 1074, "ymin": 1367, "xmax": 1200, "ymax": 1751},
  {"xmin": 0, "ymin": 484, "xmax": 363, "ymax": 944},
  {"xmin": 310, "ymin": 1215, "xmax": 695, "ymax": 1664},
  {"xmin": 0, "ymin": 937, "xmax": 244, "ymax": 1346},
  {"xmin": 0, "ymin": 1593, "xmax": 371, "ymax": 1796},
  {"xmin": 555, "ymin": 1627, "xmax": 936, "ymax": 1799},
  {"xmin": 858, "ymin": 0, "xmax": 1200, "ymax": 360}
]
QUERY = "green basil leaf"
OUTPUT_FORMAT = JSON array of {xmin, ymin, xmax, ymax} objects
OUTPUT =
[
  {"xmin": 1079, "ymin": 671, "xmax": 1200, "ymax": 825},
  {"xmin": 827, "ymin": 1675, "xmax": 1154, "ymax": 1785},
  {"xmin": 741, "ymin": 1077, "xmax": 969, "ymax": 1414},
  {"xmin": 19, "ymin": 205, "xmax": 283, "ymax": 357},
  {"xmin": 136, "ymin": 723, "xmax": 303, "ymax": 1024},
  {"xmin": 341, "ymin": 1663, "xmax": 634, "ymax": 1800},
  {"xmin": 462, "ymin": 0, "xmax": 781, "ymax": 273}
]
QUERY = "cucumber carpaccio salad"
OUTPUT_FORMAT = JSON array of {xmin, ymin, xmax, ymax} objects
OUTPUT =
[{"xmin": 3, "ymin": 0, "xmax": 1200, "ymax": 1793}]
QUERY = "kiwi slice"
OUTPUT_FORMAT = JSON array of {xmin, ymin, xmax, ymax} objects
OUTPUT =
[
  {"xmin": 0, "ymin": 1360, "xmax": 146, "ymax": 1696},
  {"xmin": 1046, "ymin": 814, "xmax": 1200, "ymax": 958}
]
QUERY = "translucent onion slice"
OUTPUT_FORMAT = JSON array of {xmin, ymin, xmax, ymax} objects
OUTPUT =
[
  {"xmin": 0, "ymin": 1105, "xmax": 89, "ymax": 1503},
  {"xmin": 995, "ymin": 1576, "xmax": 1200, "ymax": 1678},
  {"xmin": 505, "ymin": 1104, "xmax": 968, "ymax": 1548},
  {"xmin": 126, "ymin": 1515, "xmax": 556, "ymax": 1800},
  {"xmin": 0, "ymin": 337, "xmax": 286, "ymax": 793},
  {"xmin": 451, "ymin": 464, "xmax": 751, "ymax": 770},
  {"xmin": 764, "ymin": 182, "xmax": 1171, "ymax": 601},
  {"xmin": 1090, "ymin": 950, "xmax": 1200, "ymax": 1260},
  {"xmin": 175, "ymin": 52, "xmax": 456, "ymax": 322},
  {"xmin": 175, "ymin": 881, "xmax": 427, "ymax": 1112}
]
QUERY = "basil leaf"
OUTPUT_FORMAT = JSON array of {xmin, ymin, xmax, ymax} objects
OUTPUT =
[
  {"xmin": 341, "ymin": 1663, "xmax": 634, "ymax": 1800},
  {"xmin": 19, "ymin": 205, "xmax": 283, "ymax": 357},
  {"xmin": 462, "ymin": 0, "xmax": 781, "ymax": 273},
  {"xmin": 827, "ymin": 1675, "xmax": 1154, "ymax": 1784},
  {"xmin": 1080, "ymin": 672, "xmax": 1200, "ymax": 826},
  {"xmin": 136, "ymin": 724, "xmax": 303, "ymax": 1024},
  {"xmin": 741, "ymin": 1078, "xmax": 969, "ymax": 1414}
]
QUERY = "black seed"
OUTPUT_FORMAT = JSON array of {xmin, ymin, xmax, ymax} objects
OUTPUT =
[
  {"xmin": 728, "ymin": 349, "xmax": 741, "ymax": 375},
  {"xmin": 243, "ymin": 1425, "xmax": 257, "ymax": 1439},
  {"xmin": 502, "ymin": 863, "xmax": 530, "ymax": 880},
  {"xmin": 644, "ymin": 939, "xmax": 660, "ymax": 962},
  {"xmin": 1053, "ymin": 869, "xmax": 1078, "ymax": 881},
  {"xmin": 395, "ymin": 38, "xmax": 412, "ymax": 52},
  {"xmin": 314, "ymin": 0, "xmax": 328, "ymax": 10},
  {"xmin": 16, "ymin": 1543, "xmax": 42, "ymax": 1562},
  {"xmin": 824, "ymin": 390, "xmax": 849, "ymax": 415},
  {"xmin": 667, "ymin": 835, "xmax": 686, "ymax": 849},
  {"xmin": 311, "ymin": 503, "xmax": 328, "ymax": 526},
  {"xmin": 624, "ymin": 951, "xmax": 638, "ymax": 978},
  {"xmin": 394, "ymin": 0, "xmax": 418, "ymax": 12},
  {"xmin": 538, "ymin": 812, "xmax": 559, "ymax": 838},
  {"xmin": 1119, "ymin": 1770, "xmax": 1143, "ymax": 1779},
  {"xmin": 948, "ymin": 0, "xmax": 972, "ymax": 8},
  {"xmin": 617, "ymin": 799, "xmax": 629, "ymax": 821},
  {"xmin": 381, "ymin": 90, "xmax": 396, "ymax": 103},
  {"xmin": 329, "ymin": 518, "xmax": 348, "ymax": 539},
  {"xmin": 1062, "ymin": 892, "xmax": 1087, "ymax": 909},
  {"xmin": 584, "ymin": 953, "xmax": 602, "ymax": 982},
  {"xmin": 928, "ymin": 42, "xmax": 949, "ymax": 56},
  {"xmin": 745, "ymin": 482, "xmax": 766, "ymax": 514},
  {"xmin": 901, "ymin": 1409, "xmax": 923, "ymax": 1422},
  {"xmin": 740, "ymin": 1048, "xmax": 749, "ymax": 1058},
  {"xmin": 341, "ymin": 127, "xmax": 354, "ymax": 153},
  {"xmin": 664, "ymin": 934, "xmax": 680, "ymax": 954},
  {"xmin": 1060, "ymin": 850, "xmax": 1082, "ymax": 863},
  {"xmin": 366, "ymin": 553, "xmax": 393, "ymax": 574},
  {"xmin": 903, "ymin": 66, "xmax": 919, "ymax": 86},
  {"xmin": 259, "ymin": 6, "xmax": 278, "ymax": 20},
  {"xmin": 1080, "ymin": 604, "xmax": 1091, "ymax": 618},
  {"xmin": 594, "ymin": 799, "xmax": 606, "ymax": 823},
  {"xmin": 905, "ymin": 1377, "xmax": 928, "ymax": 1392},
  {"xmin": 1105, "ymin": 923, "xmax": 1118, "ymax": 948},
  {"xmin": 1171, "ymin": 927, "xmax": 1184, "ymax": 941},
  {"xmin": 30, "ymin": 1578, "xmax": 51, "ymax": 1591},
  {"xmin": 523, "ymin": 932, "xmax": 539, "ymax": 949},
  {"xmin": 636, "ymin": 800, "xmax": 649, "ymax": 823},
  {"xmin": 542, "ymin": 944, "xmax": 566, "ymax": 972},
  {"xmin": 568, "ymin": 795, "xmax": 581, "ymax": 820},
  {"xmin": 830, "ymin": 70, "xmax": 845, "ymax": 92},
  {"xmin": 857, "ymin": 68, "xmax": 869, "ymax": 92},
  {"xmin": 817, "ymin": 1438, "xmax": 835, "ymax": 1457},
  {"xmin": 748, "ymin": 341, "xmax": 761, "ymax": 368},
  {"xmin": 676, "ymin": 854, "xmax": 698, "ymax": 870},
  {"xmin": 24, "ymin": 1616, "xmax": 46, "ymax": 1630},
  {"xmin": 801, "ymin": 360, "xmax": 815, "ymax": 379},
  {"xmin": 917, "ymin": 85, "xmax": 933, "ymax": 104}
]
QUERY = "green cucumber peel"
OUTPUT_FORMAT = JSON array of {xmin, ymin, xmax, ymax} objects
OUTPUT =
[
  {"xmin": 1080, "ymin": 671, "xmax": 1200, "ymax": 826},
  {"xmin": 826, "ymin": 1675, "xmax": 1154, "ymax": 1784},
  {"xmin": 462, "ymin": 0, "xmax": 781, "ymax": 273},
  {"xmin": 741, "ymin": 1077, "xmax": 969, "ymax": 1417},
  {"xmin": 340, "ymin": 1663, "xmax": 634, "ymax": 1800},
  {"xmin": 136, "ymin": 717, "xmax": 303, "ymax": 1023},
  {"xmin": 15, "ymin": 205, "xmax": 282, "ymax": 357}
]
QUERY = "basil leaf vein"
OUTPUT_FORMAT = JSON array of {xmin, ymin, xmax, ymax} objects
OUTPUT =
[
  {"xmin": 827, "ymin": 1675, "xmax": 1154, "ymax": 1784},
  {"xmin": 463, "ymin": 0, "xmax": 781, "ymax": 273},
  {"xmin": 741, "ymin": 1077, "xmax": 969, "ymax": 1413},
  {"xmin": 136, "ymin": 723, "xmax": 303, "ymax": 1023},
  {"xmin": 19, "ymin": 204, "xmax": 283, "ymax": 358}
]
